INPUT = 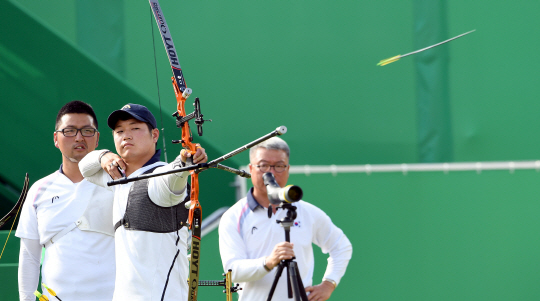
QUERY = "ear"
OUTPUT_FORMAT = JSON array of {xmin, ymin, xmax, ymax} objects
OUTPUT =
[
  {"xmin": 152, "ymin": 128, "xmax": 159, "ymax": 143},
  {"xmin": 249, "ymin": 163, "xmax": 253, "ymax": 173},
  {"xmin": 53, "ymin": 132, "xmax": 59, "ymax": 149},
  {"xmin": 95, "ymin": 131, "xmax": 100, "ymax": 148}
]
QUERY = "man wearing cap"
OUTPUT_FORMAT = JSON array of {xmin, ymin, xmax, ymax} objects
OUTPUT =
[
  {"xmin": 79, "ymin": 103, "xmax": 207, "ymax": 300},
  {"xmin": 16, "ymin": 100, "xmax": 115, "ymax": 301}
]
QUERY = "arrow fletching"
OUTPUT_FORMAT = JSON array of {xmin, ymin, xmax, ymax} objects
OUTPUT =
[
  {"xmin": 34, "ymin": 291, "xmax": 49, "ymax": 301},
  {"xmin": 377, "ymin": 55, "xmax": 402, "ymax": 66},
  {"xmin": 42, "ymin": 283, "xmax": 58, "ymax": 297}
]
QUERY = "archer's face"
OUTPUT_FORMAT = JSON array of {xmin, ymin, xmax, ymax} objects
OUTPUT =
[
  {"xmin": 249, "ymin": 148, "xmax": 290, "ymax": 195},
  {"xmin": 112, "ymin": 118, "xmax": 158, "ymax": 161},
  {"xmin": 54, "ymin": 113, "xmax": 99, "ymax": 163}
]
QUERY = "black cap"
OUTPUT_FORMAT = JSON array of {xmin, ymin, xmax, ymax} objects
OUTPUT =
[{"xmin": 107, "ymin": 104, "xmax": 157, "ymax": 130}]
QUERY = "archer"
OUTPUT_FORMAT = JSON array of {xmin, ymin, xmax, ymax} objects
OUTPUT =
[{"xmin": 79, "ymin": 103, "xmax": 207, "ymax": 300}]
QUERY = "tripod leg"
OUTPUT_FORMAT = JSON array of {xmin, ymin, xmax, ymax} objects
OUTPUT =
[
  {"xmin": 288, "ymin": 261, "xmax": 309, "ymax": 301},
  {"xmin": 266, "ymin": 261, "xmax": 285, "ymax": 301},
  {"xmin": 286, "ymin": 263, "xmax": 293, "ymax": 298}
]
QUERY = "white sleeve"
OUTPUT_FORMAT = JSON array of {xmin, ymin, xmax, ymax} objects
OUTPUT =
[
  {"xmin": 312, "ymin": 207, "xmax": 352, "ymax": 285},
  {"xmin": 18, "ymin": 238, "xmax": 42, "ymax": 301},
  {"xmin": 148, "ymin": 155, "xmax": 189, "ymax": 207},
  {"xmin": 79, "ymin": 150, "xmax": 112, "ymax": 189},
  {"xmin": 15, "ymin": 184, "xmax": 40, "ymax": 240},
  {"xmin": 218, "ymin": 209, "xmax": 269, "ymax": 283}
]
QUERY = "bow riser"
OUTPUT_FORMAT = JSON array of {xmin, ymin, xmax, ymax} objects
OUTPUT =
[{"xmin": 172, "ymin": 78, "xmax": 197, "ymax": 153}]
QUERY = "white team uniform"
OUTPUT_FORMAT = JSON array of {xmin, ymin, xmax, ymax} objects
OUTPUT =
[
  {"xmin": 16, "ymin": 167, "xmax": 116, "ymax": 301},
  {"xmin": 219, "ymin": 189, "xmax": 353, "ymax": 301},
  {"xmin": 79, "ymin": 150, "xmax": 190, "ymax": 301}
]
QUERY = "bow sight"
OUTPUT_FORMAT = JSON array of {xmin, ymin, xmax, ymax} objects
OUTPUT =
[{"xmin": 172, "ymin": 96, "xmax": 212, "ymax": 141}]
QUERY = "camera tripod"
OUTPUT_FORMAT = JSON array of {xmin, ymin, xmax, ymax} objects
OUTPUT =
[{"xmin": 266, "ymin": 203, "xmax": 308, "ymax": 301}]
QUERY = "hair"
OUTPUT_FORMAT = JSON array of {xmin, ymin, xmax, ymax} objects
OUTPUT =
[
  {"xmin": 55, "ymin": 100, "xmax": 99, "ymax": 130},
  {"xmin": 249, "ymin": 137, "xmax": 290, "ymax": 162}
]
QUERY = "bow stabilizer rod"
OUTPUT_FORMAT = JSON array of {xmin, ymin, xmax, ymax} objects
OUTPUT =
[
  {"xmin": 197, "ymin": 270, "xmax": 241, "ymax": 301},
  {"xmin": 107, "ymin": 126, "xmax": 287, "ymax": 186},
  {"xmin": 196, "ymin": 126, "xmax": 287, "ymax": 174}
]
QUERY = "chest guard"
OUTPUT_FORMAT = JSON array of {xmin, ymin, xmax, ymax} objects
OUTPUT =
[
  {"xmin": 43, "ymin": 179, "xmax": 114, "ymax": 248},
  {"xmin": 114, "ymin": 167, "xmax": 189, "ymax": 233}
]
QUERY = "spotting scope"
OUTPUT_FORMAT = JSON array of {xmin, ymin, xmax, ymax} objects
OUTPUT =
[{"xmin": 263, "ymin": 172, "xmax": 303, "ymax": 205}]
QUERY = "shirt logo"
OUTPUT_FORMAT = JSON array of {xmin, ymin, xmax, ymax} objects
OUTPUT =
[
  {"xmin": 251, "ymin": 226, "xmax": 258, "ymax": 234},
  {"xmin": 52, "ymin": 196, "xmax": 59, "ymax": 203},
  {"xmin": 294, "ymin": 221, "xmax": 301, "ymax": 227}
]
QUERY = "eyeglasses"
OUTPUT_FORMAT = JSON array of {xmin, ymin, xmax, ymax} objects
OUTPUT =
[
  {"xmin": 255, "ymin": 164, "xmax": 288, "ymax": 173},
  {"xmin": 55, "ymin": 128, "xmax": 98, "ymax": 137}
]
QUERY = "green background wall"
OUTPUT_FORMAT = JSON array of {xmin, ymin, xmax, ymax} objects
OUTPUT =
[
  {"xmin": 1, "ymin": 0, "xmax": 540, "ymax": 300},
  {"xmin": 288, "ymin": 169, "xmax": 540, "ymax": 300}
]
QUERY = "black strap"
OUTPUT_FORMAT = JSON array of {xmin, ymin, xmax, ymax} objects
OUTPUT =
[
  {"xmin": 114, "ymin": 166, "xmax": 189, "ymax": 233},
  {"xmin": 114, "ymin": 218, "xmax": 126, "ymax": 232}
]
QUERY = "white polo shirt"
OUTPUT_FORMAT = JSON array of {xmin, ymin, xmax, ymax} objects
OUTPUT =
[
  {"xmin": 80, "ymin": 150, "xmax": 190, "ymax": 301},
  {"xmin": 219, "ymin": 188, "xmax": 352, "ymax": 300},
  {"xmin": 16, "ymin": 167, "xmax": 116, "ymax": 301}
]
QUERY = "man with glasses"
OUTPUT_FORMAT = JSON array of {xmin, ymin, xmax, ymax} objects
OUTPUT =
[
  {"xmin": 219, "ymin": 137, "xmax": 352, "ymax": 301},
  {"xmin": 16, "ymin": 101, "xmax": 115, "ymax": 301}
]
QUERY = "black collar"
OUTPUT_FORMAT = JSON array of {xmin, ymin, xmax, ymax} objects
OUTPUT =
[
  {"xmin": 247, "ymin": 187, "xmax": 264, "ymax": 211},
  {"xmin": 143, "ymin": 149, "xmax": 162, "ymax": 167}
]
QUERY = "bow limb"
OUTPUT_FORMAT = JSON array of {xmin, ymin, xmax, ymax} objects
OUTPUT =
[{"xmin": 0, "ymin": 173, "xmax": 29, "ymax": 260}]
